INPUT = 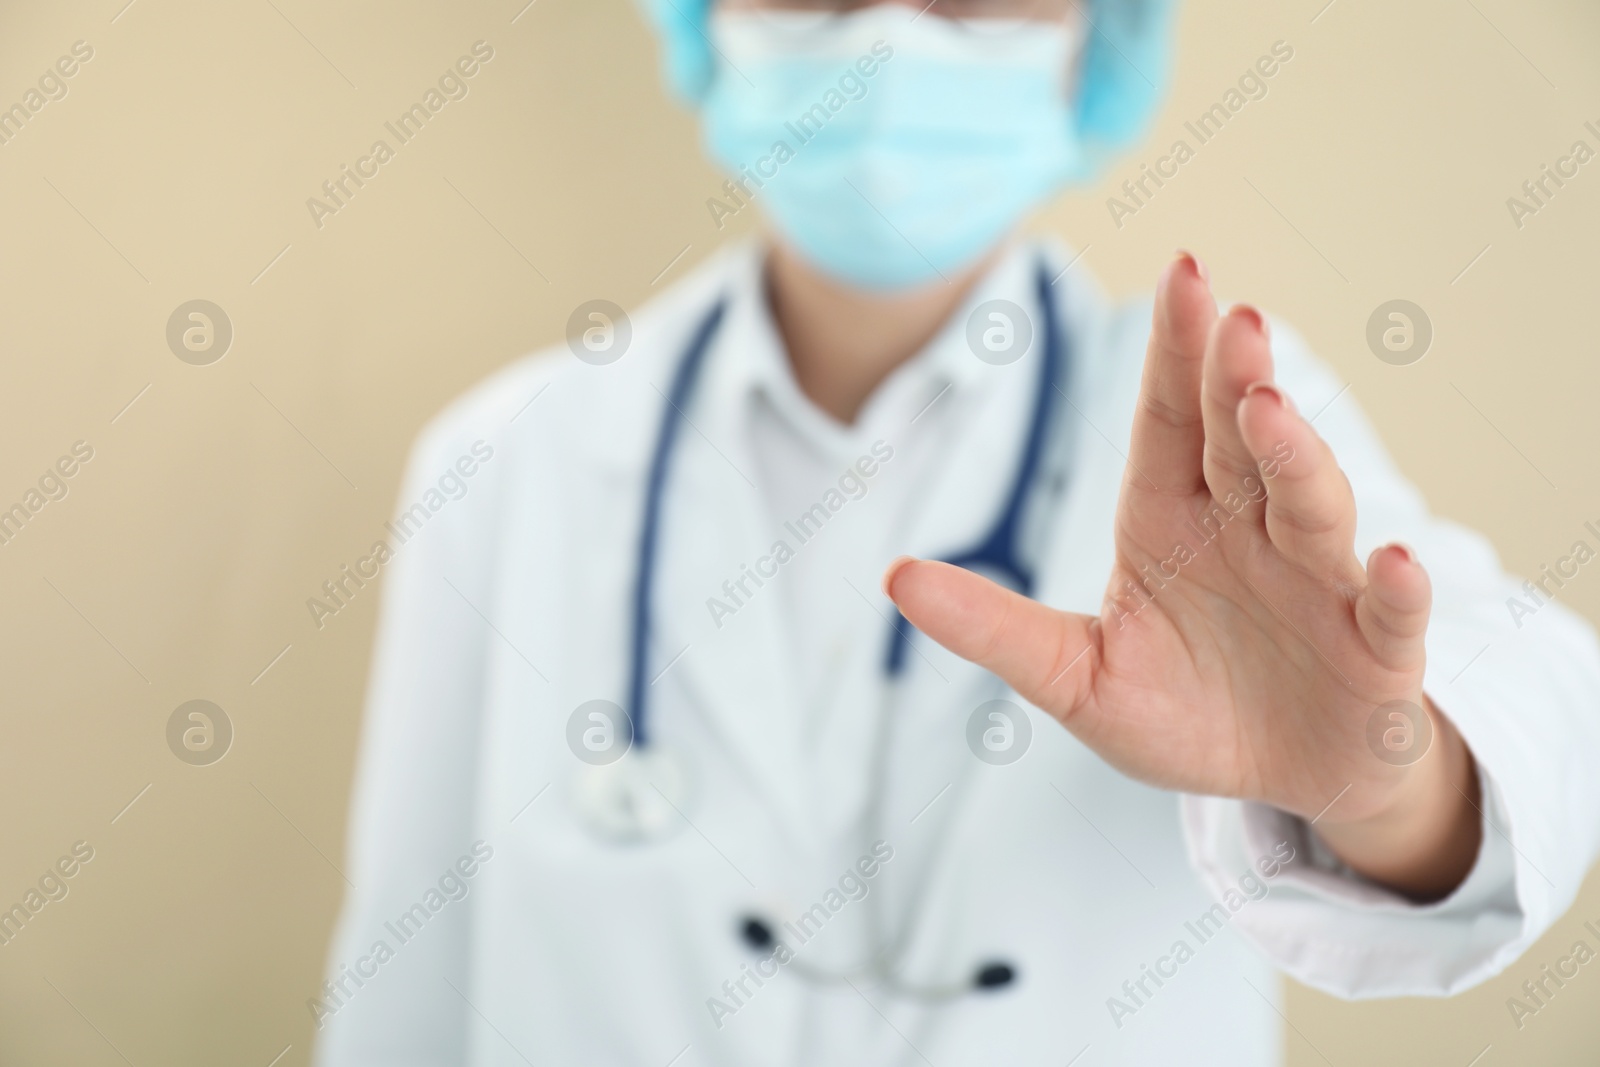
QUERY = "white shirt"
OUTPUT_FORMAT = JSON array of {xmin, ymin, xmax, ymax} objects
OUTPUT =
[{"xmin": 742, "ymin": 250, "xmax": 1028, "ymax": 809}]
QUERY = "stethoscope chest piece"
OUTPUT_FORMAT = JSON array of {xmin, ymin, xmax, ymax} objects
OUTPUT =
[{"xmin": 572, "ymin": 747, "xmax": 690, "ymax": 844}]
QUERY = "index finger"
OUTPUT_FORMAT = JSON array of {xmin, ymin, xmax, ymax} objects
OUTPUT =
[{"xmin": 1125, "ymin": 251, "xmax": 1216, "ymax": 498}]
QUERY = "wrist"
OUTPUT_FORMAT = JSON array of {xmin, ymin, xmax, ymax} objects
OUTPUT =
[{"xmin": 1313, "ymin": 698, "xmax": 1483, "ymax": 901}]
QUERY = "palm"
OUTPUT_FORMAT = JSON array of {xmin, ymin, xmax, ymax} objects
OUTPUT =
[
  {"xmin": 1087, "ymin": 481, "xmax": 1422, "ymax": 823},
  {"xmin": 888, "ymin": 254, "xmax": 1432, "ymax": 826}
]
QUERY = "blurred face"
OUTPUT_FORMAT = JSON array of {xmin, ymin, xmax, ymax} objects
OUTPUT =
[{"xmin": 701, "ymin": 0, "xmax": 1089, "ymax": 290}]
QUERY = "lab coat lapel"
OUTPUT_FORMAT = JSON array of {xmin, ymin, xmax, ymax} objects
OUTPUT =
[
  {"xmin": 649, "ymin": 295, "xmax": 817, "ymax": 850},
  {"xmin": 893, "ymin": 249, "xmax": 1048, "ymax": 582}
]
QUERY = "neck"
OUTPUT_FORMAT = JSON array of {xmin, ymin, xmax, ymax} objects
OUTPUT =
[{"xmin": 763, "ymin": 241, "xmax": 996, "ymax": 424}]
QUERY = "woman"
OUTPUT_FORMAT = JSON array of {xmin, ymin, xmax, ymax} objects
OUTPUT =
[{"xmin": 316, "ymin": 2, "xmax": 1600, "ymax": 1064}]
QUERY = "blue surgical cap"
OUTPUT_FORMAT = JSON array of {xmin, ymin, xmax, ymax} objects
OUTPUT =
[{"xmin": 637, "ymin": 0, "xmax": 1177, "ymax": 155}]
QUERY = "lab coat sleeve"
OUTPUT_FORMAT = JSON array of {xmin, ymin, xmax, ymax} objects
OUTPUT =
[
  {"xmin": 1179, "ymin": 319, "xmax": 1600, "ymax": 999},
  {"xmin": 314, "ymin": 381, "xmax": 517, "ymax": 1065}
]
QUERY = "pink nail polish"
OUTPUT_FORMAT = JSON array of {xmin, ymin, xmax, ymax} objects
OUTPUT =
[
  {"xmin": 1230, "ymin": 303, "xmax": 1270, "ymax": 341},
  {"xmin": 1174, "ymin": 249, "xmax": 1210, "ymax": 285},
  {"xmin": 1385, "ymin": 542, "xmax": 1416, "ymax": 564},
  {"xmin": 1245, "ymin": 381, "xmax": 1287, "ymax": 409}
]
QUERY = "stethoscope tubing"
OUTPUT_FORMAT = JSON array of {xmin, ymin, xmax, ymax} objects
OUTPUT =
[{"xmin": 626, "ymin": 298, "xmax": 729, "ymax": 748}]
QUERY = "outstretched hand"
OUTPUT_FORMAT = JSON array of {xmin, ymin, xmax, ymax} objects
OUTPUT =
[{"xmin": 885, "ymin": 252, "xmax": 1480, "ymax": 900}]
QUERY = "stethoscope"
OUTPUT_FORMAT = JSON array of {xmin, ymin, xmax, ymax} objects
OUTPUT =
[{"xmin": 573, "ymin": 260, "xmax": 1067, "ymax": 1000}]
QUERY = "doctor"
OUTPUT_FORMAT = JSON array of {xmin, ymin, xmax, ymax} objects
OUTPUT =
[{"xmin": 317, "ymin": 1, "xmax": 1600, "ymax": 1064}]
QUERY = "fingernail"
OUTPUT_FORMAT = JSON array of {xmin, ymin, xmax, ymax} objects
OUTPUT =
[
  {"xmin": 1245, "ymin": 381, "xmax": 1291, "ymax": 411},
  {"xmin": 1383, "ymin": 541, "xmax": 1416, "ymax": 564},
  {"xmin": 882, "ymin": 555, "xmax": 918, "ymax": 599},
  {"xmin": 1229, "ymin": 303, "xmax": 1270, "ymax": 341},
  {"xmin": 1174, "ymin": 249, "xmax": 1210, "ymax": 285}
]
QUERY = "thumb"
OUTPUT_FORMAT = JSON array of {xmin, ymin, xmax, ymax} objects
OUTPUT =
[{"xmin": 882, "ymin": 557, "xmax": 1097, "ymax": 717}]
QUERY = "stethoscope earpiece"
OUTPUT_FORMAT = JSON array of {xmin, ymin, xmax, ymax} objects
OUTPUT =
[
  {"xmin": 740, "ymin": 916, "xmax": 777, "ymax": 952},
  {"xmin": 973, "ymin": 961, "xmax": 1017, "ymax": 990}
]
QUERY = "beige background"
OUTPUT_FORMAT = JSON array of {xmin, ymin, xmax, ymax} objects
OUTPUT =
[{"xmin": 1, "ymin": 0, "xmax": 1597, "ymax": 1063}]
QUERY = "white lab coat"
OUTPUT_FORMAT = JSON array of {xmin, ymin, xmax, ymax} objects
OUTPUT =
[{"xmin": 315, "ymin": 239, "xmax": 1600, "ymax": 1067}]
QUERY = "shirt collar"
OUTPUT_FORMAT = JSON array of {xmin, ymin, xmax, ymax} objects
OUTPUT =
[{"xmin": 705, "ymin": 238, "xmax": 1048, "ymax": 449}]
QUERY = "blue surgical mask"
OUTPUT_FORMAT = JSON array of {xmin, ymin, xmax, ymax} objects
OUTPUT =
[{"xmin": 701, "ymin": 6, "xmax": 1085, "ymax": 291}]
